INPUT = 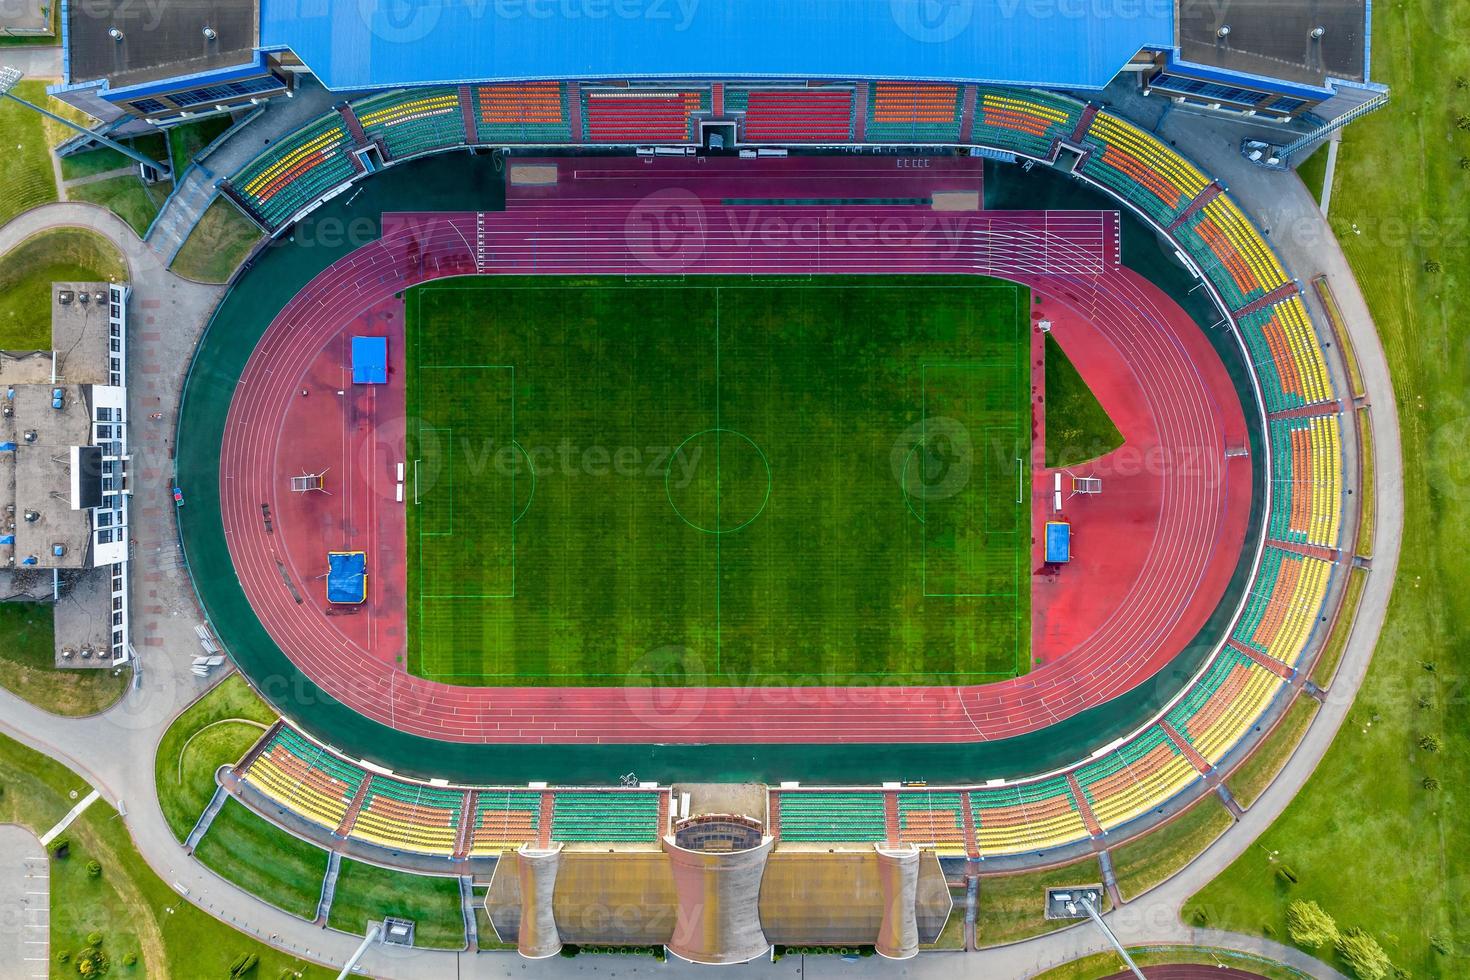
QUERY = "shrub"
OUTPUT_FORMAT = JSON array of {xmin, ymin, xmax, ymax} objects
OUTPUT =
[
  {"xmin": 1431, "ymin": 935, "xmax": 1451, "ymax": 955},
  {"xmin": 51, "ymin": 837, "xmax": 71, "ymax": 859},
  {"xmin": 86, "ymin": 861, "xmax": 102, "ymax": 879},
  {"xmin": 1418, "ymin": 734, "xmax": 1441, "ymax": 752},
  {"xmin": 85, "ymin": 932, "xmax": 103, "ymax": 948},
  {"xmin": 75, "ymin": 946, "xmax": 110, "ymax": 977},
  {"xmin": 121, "ymin": 952, "xmax": 137, "ymax": 967},
  {"xmin": 1276, "ymin": 865, "xmax": 1299, "ymax": 884},
  {"xmin": 1286, "ymin": 900, "xmax": 1338, "ymax": 948},
  {"xmin": 227, "ymin": 953, "xmax": 259, "ymax": 977},
  {"xmin": 1337, "ymin": 927, "xmax": 1393, "ymax": 980},
  {"xmin": 1423, "ymin": 776, "xmax": 1440, "ymax": 790}
]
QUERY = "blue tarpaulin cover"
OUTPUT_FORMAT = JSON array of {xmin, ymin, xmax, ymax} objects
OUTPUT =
[
  {"xmin": 351, "ymin": 336, "xmax": 388, "ymax": 385},
  {"xmin": 327, "ymin": 551, "xmax": 368, "ymax": 603},
  {"xmin": 1045, "ymin": 521, "xmax": 1071, "ymax": 563},
  {"xmin": 0, "ymin": 442, "xmax": 15, "ymax": 451}
]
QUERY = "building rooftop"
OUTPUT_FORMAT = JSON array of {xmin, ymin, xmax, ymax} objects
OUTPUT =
[
  {"xmin": 66, "ymin": 0, "xmax": 258, "ymax": 88},
  {"xmin": 0, "ymin": 383, "xmax": 94, "ymax": 570},
  {"xmin": 1176, "ymin": 0, "xmax": 1368, "ymax": 88},
  {"xmin": 259, "ymin": 0, "xmax": 1171, "ymax": 91},
  {"xmin": 51, "ymin": 283, "xmax": 114, "ymax": 386}
]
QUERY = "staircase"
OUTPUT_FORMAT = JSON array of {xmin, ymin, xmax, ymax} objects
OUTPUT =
[
  {"xmin": 1166, "ymin": 181, "xmax": 1223, "ymax": 232},
  {"xmin": 316, "ymin": 851, "xmax": 343, "ymax": 924},
  {"xmin": 1228, "ymin": 639, "xmax": 1296, "ymax": 680},
  {"xmin": 184, "ymin": 785, "xmax": 231, "ymax": 852},
  {"xmin": 1160, "ymin": 720, "xmax": 1213, "ymax": 775},
  {"xmin": 459, "ymin": 875, "xmax": 478, "ymax": 951},
  {"xmin": 959, "ymin": 791, "xmax": 980, "ymax": 859},
  {"xmin": 1066, "ymin": 774, "xmax": 1103, "ymax": 837},
  {"xmin": 454, "ymin": 790, "xmax": 478, "ymax": 859},
  {"xmin": 883, "ymin": 792, "xmax": 901, "ymax": 845},
  {"xmin": 458, "ymin": 85, "xmax": 478, "ymax": 144},
  {"xmin": 334, "ymin": 775, "xmax": 373, "ymax": 837},
  {"xmin": 1233, "ymin": 281, "xmax": 1301, "ymax": 317},
  {"xmin": 767, "ymin": 791, "xmax": 782, "ymax": 840},
  {"xmin": 1070, "ymin": 103, "xmax": 1099, "ymax": 144},
  {"xmin": 537, "ymin": 792, "xmax": 556, "ymax": 847}
]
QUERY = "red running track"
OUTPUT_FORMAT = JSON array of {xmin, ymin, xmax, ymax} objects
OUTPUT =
[{"xmin": 219, "ymin": 176, "xmax": 1249, "ymax": 744}]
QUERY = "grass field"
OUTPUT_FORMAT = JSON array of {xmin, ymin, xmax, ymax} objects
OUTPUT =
[
  {"xmin": 0, "ymin": 601, "xmax": 129, "ymax": 715},
  {"xmin": 0, "ymin": 80, "xmax": 63, "ymax": 225},
  {"xmin": 194, "ymin": 799, "xmax": 329, "ymax": 919},
  {"xmin": 1226, "ymin": 696, "xmax": 1319, "ymax": 811},
  {"xmin": 1044, "ymin": 332, "xmax": 1124, "ymax": 468},
  {"xmin": 976, "ymin": 857, "xmax": 1109, "ymax": 947},
  {"xmin": 0, "ymin": 731, "xmax": 331, "ymax": 978},
  {"xmin": 1110, "ymin": 796, "xmax": 1234, "ymax": 901},
  {"xmin": 171, "ymin": 197, "xmax": 262, "ymax": 282},
  {"xmin": 0, "ymin": 228, "xmax": 126, "ymax": 349},
  {"xmin": 66, "ymin": 173, "xmax": 171, "ymax": 236},
  {"xmin": 1034, "ymin": 946, "xmax": 1308, "ymax": 980},
  {"xmin": 154, "ymin": 674, "xmax": 277, "ymax": 841},
  {"xmin": 1187, "ymin": 0, "xmax": 1470, "ymax": 972},
  {"xmin": 326, "ymin": 859, "xmax": 465, "ymax": 948},
  {"xmin": 405, "ymin": 276, "xmax": 1031, "ymax": 686}
]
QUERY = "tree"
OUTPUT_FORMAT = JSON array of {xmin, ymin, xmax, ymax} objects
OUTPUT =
[
  {"xmin": 75, "ymin": 946, "xmax": 110, "ymax": 977},
  {"xmin": 1419, "ymin": 734, "xmax": 1441, "ymax": 753},
  {"xmin": 1286, "ymin": 900, "xmax": 1339, "ymax": 948},
  {"xmin": 1337, "ymin": 927, "xmax": 1393, "ymax": 980}
]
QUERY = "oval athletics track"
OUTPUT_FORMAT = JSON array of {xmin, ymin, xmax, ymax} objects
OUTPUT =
[{"xmin": 217, "ymin": 203, "xmax": 1251, "ymax": 744}]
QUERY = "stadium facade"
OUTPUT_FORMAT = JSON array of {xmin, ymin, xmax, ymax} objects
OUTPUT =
[{"xmin": 50, "ymin": 0, "xmax": 1383, "ymax": 128}]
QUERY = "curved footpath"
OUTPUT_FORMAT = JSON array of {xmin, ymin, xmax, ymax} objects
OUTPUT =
[{"xmin": 0, "ymin": 98, "xmax": 1401, "ymax": 978}]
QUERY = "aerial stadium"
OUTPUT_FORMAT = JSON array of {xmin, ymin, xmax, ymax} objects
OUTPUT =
[{"xmin": 0, "ymin": 0, "xmax": 1416, "ymax": 976}]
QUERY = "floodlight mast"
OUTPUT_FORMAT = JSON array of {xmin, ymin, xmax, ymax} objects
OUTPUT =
[
  {"xmin": 1067, "ymin": 896, "xmax": 1146, "ymax": 980},
  {"xmin": 0, "ymin": 66, "xmax": 169, "ymax": 175}
]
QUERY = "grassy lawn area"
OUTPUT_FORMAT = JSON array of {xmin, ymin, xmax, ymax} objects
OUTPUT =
[
  {"xmin": 0, "ymin": 80, "xmax": 63, "ymax": 225},
  {"xmin": 0, "ymin": 227, "xmax": 126, "ymax": 349},
  {"xmin": 1227, "ymin": 696, "xmax": 1320, "ymax": 811},
  {"xmin": 1044, "ymin": 332, "xmax": 1124, "ymax": 468},
  {"xmin": 473, "ymin": 887, "xmax": 516, "ymax": 949},
  {"xmin": 1034, "ymin": 946, "xmax": 1308, "ymax": 980},
  {"xmin": 1187, "ymin": 3, "xmax": 1470, "ymax": 972},
  {"xmin": 168, "ymin": 114, "xmax": 235, "ymax": 178},
  {"xmin": 154, "ymin": 673, "xmax": 276, "ymax": 841},
  {"xmin": 1309, "ymin": 566, "xmax": 1367, "ymax": 689},
  {"xmin": 1110, "ymin": 797, "xmax": 1234, "ymax": 902},
  {"xmin": 326, "ymin": 859, "xmax": 466, "ymax": 949},
  {"xmin": 58, "ymin": 133, "xmax": 167, "ymax": 181},
  {"xmin": 170, "ymin": 197, "xmax": 263, "ymax": 283},
  {"xmin": 0, "ymin": 601, "xmax": 129, "ymax": 715},
  {"xmin": 0, "ymin": 731, "xmax": 332, "ymax": 978},
  {"xmin": 406, "ymin": 276, "xmax": 1031, "ymax": 686},
  {"xmin": 976, "ymin": 857, "xmax": 1109, "ymax": 947},
  {"xmin": 193, "ymin": 799, "xmax": 329, "ymax": 920},
  {"xmin": 66, "ymin": 173, "xmax": 172, "ymax": 237},
  {"xmin": 1295, "ymin": 145, "xmax": 1329, "ymax": 206},
  {"xmin": 1356, "ymin": 406, "xmax": 1376, "ymax": 557}
]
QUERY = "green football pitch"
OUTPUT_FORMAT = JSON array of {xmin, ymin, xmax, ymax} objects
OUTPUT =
[{"xmin": 403, "ymin": 276, "xmax": 1031, "ymax": 686}]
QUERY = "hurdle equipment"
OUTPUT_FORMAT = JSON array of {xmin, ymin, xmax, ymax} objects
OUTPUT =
[{"xmin": 290, "ymin": 469, "xmax": 329, "ymax": 493}]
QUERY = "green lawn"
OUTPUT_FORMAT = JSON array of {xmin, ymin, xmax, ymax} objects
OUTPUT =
[
  {"xmin": 976, "ymin": 857, "xmax": 1109, "ymax": 947},
  {"xmin": 1226, "ymin": 695, "xmax": 1319, "ymax": 811},
  {"xmin": 1308, "ymin": 566, "xmax": 1366, "ymax": 689},
  {"xmin": 0, "ymin": 731, "xmax": 331, "ymax": 979},
  {"xmin": 1044, "ymin": 332, "xmax": 1124, "ymax": 468},
  {"xmin": 0, "ymin": 601, "xmax": 129, "ymax": 715},
  {"xmin": 1295, "ymin": 145, "xmax": 1329, "ymax": 207},
  {"xmin": 0, "ymin": 227, "xmax": 126, "ymax": 349},
  {"xmin": 1355, "ymin": 406, "xmax": 1376, "ymax": 557},
  {"xmin": 1034, "ymin": 946, "xmax": 1309, "ymax": 980},
  {"xmin": 326, "ymin": 859, "xmax": 465, "ymax": 949},
  {"xmin": 1110, "ymin": 796, "xmax": 1234, "ymax": 901},
  {"xmin": 154, "ymin": 674, "xmax": 277, "ymax": 841},
  {"xmin": 58, "ymin": 133, "xmax": 167, "ymax": 181},
  {"xmin": 405, "ymin": 276, "xmax": 1031, "ymax": 686},
  {"xmin": 170, "ymin": 197, "xmax": 263, "ymax": 283},
  {"xmin": 1187, "ymin": 2, "xmax": 1470, "ymax": 972},
  {"xmin": 193, "ymin": 799, "xmax": 329, "ymax": 920},
  {"xmin": 0, "ymin": 80, "xmax": 62, "ymax": 225},
  {"xmin": 168, "ymin": 114, "xmax": 235, "ymax": 178},
  {"xmin": 65, "ymin": 173, "xmax": 172, "ymax": 237}
]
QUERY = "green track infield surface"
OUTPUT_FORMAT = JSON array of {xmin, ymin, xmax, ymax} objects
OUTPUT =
[{"xmin": 404, "ymin": 276, "xmax": 1031, "ymax": 686}]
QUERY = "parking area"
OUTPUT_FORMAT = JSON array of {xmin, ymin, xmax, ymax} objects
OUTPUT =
[{"xmin": 0, "ymin": 825, "xmax": 48, "ymax": 980}]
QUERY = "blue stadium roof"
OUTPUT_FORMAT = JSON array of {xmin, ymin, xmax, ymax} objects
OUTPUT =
[{"xmin": 259, "ymin": 0, "xmax": 1174, "ymax": 91}]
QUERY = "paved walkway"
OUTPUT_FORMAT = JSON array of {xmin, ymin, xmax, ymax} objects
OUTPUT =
[
  {"xmin": 0, "ymin": 45, "xmax": 61, "ymax": 79},
  {"xmin": 0, "ymin": 825, "xmax": 49, "ymax": 980},
  {"xmin": 0, "ymin": 93, "xmax": 1404, "ymax": 975}
]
